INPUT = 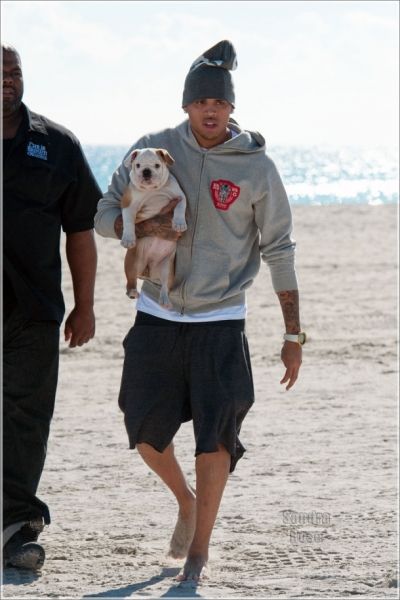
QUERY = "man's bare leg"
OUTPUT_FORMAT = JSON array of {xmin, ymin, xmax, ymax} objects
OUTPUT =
[
  {"xmin": 178, "ymin": 444, "xmax": 231, "ymax": 582},
  {"xmin": 136, "ymin": 442, "xmax": 196, "ymax": 558}
]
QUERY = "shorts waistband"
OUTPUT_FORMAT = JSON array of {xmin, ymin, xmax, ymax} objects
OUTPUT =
[{"xmin": 134, "ymin": 311, "xmax": 245, "ymax": 330}]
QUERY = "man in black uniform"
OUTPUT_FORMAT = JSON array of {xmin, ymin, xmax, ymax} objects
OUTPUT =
[{"xmin": 2, "ymin": 44, "xmax": 101, "ymax": 570}]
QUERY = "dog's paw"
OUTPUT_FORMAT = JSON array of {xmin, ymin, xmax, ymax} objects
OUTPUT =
[
  {"xmin": 159, "ymin": 290, "xmax": 172, "ymax": 309},
  {"xmin": 126, "ymin": 288, "xmax": 139, "ymax": 299},
  {"xmin": 121, "ymin": 236, "xmax": 136, "ymax": 249},
  {"xmin": 172, "ymin": 219, "xmax": 187, "ymax": 233}
]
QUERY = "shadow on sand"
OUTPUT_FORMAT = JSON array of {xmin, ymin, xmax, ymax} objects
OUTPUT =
[{"xmin": 82, "ymin": 566, "xmax": 204, "ymax": 599}]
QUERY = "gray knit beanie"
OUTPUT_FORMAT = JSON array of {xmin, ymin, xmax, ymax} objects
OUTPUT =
[{"xmin": 182, "ymin": 40, "xmax": 237, "ymax": 107}]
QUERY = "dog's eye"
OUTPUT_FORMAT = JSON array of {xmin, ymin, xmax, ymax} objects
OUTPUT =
[
  {"xmin": 155, "ymin": 163, "xmax": 161, "ymax": 169},
  {"xmin": 136, "ymin": 163, "xmax": 141, "ymax": 168}
]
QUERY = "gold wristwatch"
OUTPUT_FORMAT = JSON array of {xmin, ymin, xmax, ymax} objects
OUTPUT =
[{"xmin": 283, "ymin": 332, "xmax": 307, "ymax": 346}]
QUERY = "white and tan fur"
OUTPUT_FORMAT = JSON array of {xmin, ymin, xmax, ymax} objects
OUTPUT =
[{"xmin": 120, "ymin": 148, "xmax": 187, "ymax": 308}]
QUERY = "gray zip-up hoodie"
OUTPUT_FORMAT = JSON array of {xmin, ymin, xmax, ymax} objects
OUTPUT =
[{"xmin": 94, "ymin": 119, "xmax": 298, "ymax": 314}]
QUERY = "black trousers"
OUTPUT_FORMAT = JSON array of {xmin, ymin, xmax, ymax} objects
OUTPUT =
[{"xmin": 3, "ymin": 305, "xmax": 60, "ymax": 529}]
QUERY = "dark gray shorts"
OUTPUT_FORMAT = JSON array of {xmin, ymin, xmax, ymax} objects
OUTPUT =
[{"xmin": 118, "ymin": 311, "xmax": 255, "ymax": 472}]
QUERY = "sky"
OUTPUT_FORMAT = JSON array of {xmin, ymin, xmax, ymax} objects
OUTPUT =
[{"xmin": 1, "ymin": 0, "xmax": 399, "ymax": 148}]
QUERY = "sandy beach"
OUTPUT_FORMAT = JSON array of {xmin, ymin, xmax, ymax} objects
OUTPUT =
[{"xmin": 2, "ymin": 203, "xmax": 398, "ymax": 599}]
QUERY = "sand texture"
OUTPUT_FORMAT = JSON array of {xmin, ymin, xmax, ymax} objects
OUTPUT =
[{"xmin": 2, "ymin": 204, "xmax": 398, "ymax": 599}]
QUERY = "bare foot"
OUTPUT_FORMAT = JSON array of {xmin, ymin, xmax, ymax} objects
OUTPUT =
[
  {"xmin": 176, "ymin": 554, "xmax": 208, "ymax": 582},
  {"xmin": 168, "ymin": 495, "xmax": 196, "ymax": 559}
]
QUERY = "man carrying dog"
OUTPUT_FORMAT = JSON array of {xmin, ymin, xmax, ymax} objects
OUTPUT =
[
  {"xmin": 2, "ymin": 44, "xmax": 102, "ymax": 570},
  {"xmin": 95, "ymin": 40, "xmax": 304, "ymax": 582}
]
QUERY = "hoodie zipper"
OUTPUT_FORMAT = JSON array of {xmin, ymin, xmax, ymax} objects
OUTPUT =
[{"xmin": 179, "ymin": 151, "xmax": 207, "ymax": 315}]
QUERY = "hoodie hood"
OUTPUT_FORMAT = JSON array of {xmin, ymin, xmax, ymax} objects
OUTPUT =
[{"xmin": 176, "ymin": 118, "xmax": 266, "ymax": 155}]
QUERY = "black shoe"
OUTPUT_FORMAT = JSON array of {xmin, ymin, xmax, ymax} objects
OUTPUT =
[{"xmin": 3, "ymin": 519, "xmax": 45, "ymax": 570}]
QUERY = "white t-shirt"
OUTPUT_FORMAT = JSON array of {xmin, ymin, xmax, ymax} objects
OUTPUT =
[{"xmin": 136, "ymin": 291, "xmax": 246, "ymax": 322}]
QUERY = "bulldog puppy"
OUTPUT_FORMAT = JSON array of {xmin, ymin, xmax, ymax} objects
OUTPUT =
[{"xmin": 120, "ymin": 148, "xmax": 187, "ymax": 308}]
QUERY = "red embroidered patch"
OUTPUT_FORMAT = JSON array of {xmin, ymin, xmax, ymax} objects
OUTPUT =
[{"xmin": 210, "ymin": 180, "xmax": 240, "ymax": 211}]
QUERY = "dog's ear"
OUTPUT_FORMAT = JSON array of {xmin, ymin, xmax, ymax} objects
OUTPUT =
[
  {"xmin": 156, "ymin": 149, "xmax": 175, "ymax": 166},
  {"xmin": 123, "ymin": 150, "xmax": 139, "ymax": 169}
]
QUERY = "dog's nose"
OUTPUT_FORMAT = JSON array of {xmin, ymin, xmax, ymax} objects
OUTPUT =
[{"xmin": 142, "ymin": 168, "xmax": 152, "ymax": 179}]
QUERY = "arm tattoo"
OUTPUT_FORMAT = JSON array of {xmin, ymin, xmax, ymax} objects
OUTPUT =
[
  {"xmin": 138, "ymin": 214, "xmax": 165, "ymax": 237},
  {"xmin": 136, "ymin": 214, "xmax": 180, "ymax": 241},
  {"xmin": 115, "ymin": 214, "xmax": 178, "ymax": 241},
  {"xmin": 277, "ymin": 290, "xmax": 300, "ymax": 333}
]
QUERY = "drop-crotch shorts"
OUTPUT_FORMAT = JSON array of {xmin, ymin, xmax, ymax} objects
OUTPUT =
[{"xmin": 118, "ymin": 311, "xmax": 255, "ymax": 472}]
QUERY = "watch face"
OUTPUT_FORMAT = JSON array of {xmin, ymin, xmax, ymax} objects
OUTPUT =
[{"xmin": 299, "ymin": 332, "xmax": 306, "ymax": 345}]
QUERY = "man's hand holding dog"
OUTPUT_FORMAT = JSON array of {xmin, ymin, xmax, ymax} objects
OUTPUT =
[{"xmin": 114, "ymin": 198, "xmax": 182, "ymax": 241}]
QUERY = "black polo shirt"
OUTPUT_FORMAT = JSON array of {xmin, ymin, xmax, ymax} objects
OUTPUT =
[{"xmin": 3, "ymin": 103, "xmax": 102, "ymax": 324}]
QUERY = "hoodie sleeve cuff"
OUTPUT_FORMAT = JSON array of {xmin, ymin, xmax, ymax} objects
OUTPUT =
[
  {"xmin": 94, "ymin": 206, "xmax": 121, "ymax": 239},
  {"xmin": 266, "ymin": 260, "xmax": 299, "ymax": 293}
]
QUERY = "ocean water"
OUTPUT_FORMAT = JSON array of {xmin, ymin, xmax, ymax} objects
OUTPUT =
[{"xmin": 84, "ymin": 144, "xmax": 399, "ymax": 206}]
